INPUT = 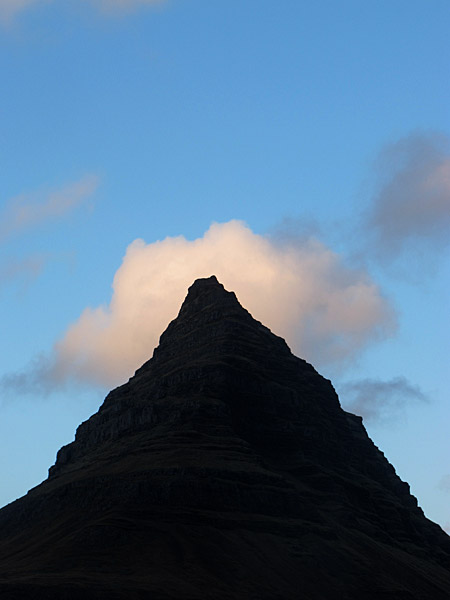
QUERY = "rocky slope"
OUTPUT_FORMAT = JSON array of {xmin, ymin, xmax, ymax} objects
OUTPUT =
[{"xmin": 0, "ymin": 275, "xmax": 449, "ymax": 599}]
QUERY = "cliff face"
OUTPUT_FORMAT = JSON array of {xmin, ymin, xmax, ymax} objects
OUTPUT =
[{"xmin": 0, "ymin": 275, "xmax": 449, "ymax": 600}]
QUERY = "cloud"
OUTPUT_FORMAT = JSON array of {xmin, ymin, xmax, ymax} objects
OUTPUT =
[
  {"xmin": 365, "ymin": 132, "xmax": 450, "ymax": 262},
  {"xmin": 0, "ymin": 175, "xmax": 99, "ymax": 242},
  {"xmin": 438, "ymin": 475, "xmax": 450, "ymax": 494},
  {"xmin": 0, "ymin": 255, "xmax": 46, "ymax": 291},
  {"xmin": 0, "ymin": 0, "xmax": 163, "ymax": 22},
  {"xmin": 341, "ymin": 376, "xmax": 427, "ymax": 424},
  {"xmin": 0, "ymin": 355, "xmax": 54, "ymax": 399},
  {"xmin": 0, "ymin": 0, "xmax": 48, "ymax": 23},
  {"xmin": 91, "ymin": 0, "xmax": 165, "ymax": 14},
  {"xmin": 5, "ymin": 220, "xmax": 395, "ymax": 391}
]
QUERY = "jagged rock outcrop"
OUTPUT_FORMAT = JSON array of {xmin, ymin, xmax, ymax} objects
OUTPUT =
[{"xmin": 0, "ymin": 275, "xmax": 449, "ymax": 599}]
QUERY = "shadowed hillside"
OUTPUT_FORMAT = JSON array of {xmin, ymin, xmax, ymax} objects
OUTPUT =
[{"xmin": 0, "ymin": 276, "xmax": 449, "ymax": 599}]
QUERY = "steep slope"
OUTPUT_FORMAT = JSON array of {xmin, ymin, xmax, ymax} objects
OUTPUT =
[{"xmin": 0, "ymin": 275, "xmax": 449, "ymax": 599}]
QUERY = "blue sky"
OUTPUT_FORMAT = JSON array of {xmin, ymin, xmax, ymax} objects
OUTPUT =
[{"xmin": 0, "ymin": 0, "xmax": 449, "ymax": 531}]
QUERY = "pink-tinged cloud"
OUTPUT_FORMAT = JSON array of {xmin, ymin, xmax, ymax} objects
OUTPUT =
[
  {"xmin": 0, "ymin": 175, "xmax": 99, "ymax": 242},
  {"xmin": 41, "ymin": 220, "xmax": 395, "ymax": 388},
  {"xmin": 366, "ymin": 132, "xmax": 450, "ymax": 261}
]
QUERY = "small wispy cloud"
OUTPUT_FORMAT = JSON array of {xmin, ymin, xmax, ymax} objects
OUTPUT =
[
  {"xmin": 0, "ymin": 174, "xmax": 99, "ymax": 242},
  {"xmin": 0, "ymin": 255, "xmax": 46, "ymax": 291},
  {"xmin": 364, "ymin": 132, "xmax": 450, "ymax": 263},
  {"xmin": 0, "ymin": 353, "xmax": 73, "ymax": 400},
  {"xmin": 0, "ymin": 0, "xmax": 164, "ymax": 23},
  {"xmin": 92, "ymin": 0, "xmax": 166, "ymax": 14},
  {"xmin": 341, "ymin": 376, "xmax": 427, "ymax": 424},
  {"xmin": 438, "ymin": 475, "xmax": 450, "ymax": 494},
  {"xmin": 0, "ymin": 0, "xmax": 50, "ymax": 23}
]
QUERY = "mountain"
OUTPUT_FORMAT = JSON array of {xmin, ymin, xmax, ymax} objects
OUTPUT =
[{"xmin": 0, "ymin": 275, "xmax": 449, "ymax": 599}]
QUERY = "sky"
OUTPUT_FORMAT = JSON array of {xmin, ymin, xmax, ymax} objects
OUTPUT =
[{"xmin": 0, "ymin": 0, "xmax": 449, "ymax": 532}]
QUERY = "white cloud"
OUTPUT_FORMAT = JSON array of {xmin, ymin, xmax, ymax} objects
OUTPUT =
[
  {"xmin": 366, "ymin": 132, "xmax": 450, "ymax": 261},
  {"xmin": 0, "ymin": 175, "xmax": 99, "ymax": 242},
  {"xmin": 341, "ymin": 376, "xmax": 427, "ymax": 424},
  {"xmin": 28, "ymin": 220, "xmax": 394, "ymax": 389}
]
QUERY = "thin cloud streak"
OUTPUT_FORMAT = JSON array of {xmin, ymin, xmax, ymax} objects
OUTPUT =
[
  {"xmin": 0, "ymin": 255, "xmax": 46, "ymax": 290},
  {"xmin": 0, "ymin": 354, "xmax": 69, "ymax": 402},
  {"xmin": 0, "ymin": 0, "xmax": 164, "ymax": 22},
  {"xmin": 0, "ymin": 175, "xmax": 100, "ymax": 242},
  {"xmin": 341, "ymin": 376, "xmax": 427, "ymax": 424},
  {"xmin": 437, "ymin": 475, "xmax": 450, "ymax": 494},
  {"xmin": 92, "ymin": 0, "xmax": 165, "ymax": 14},
  {"xmin": 3, "ymin": 220, "xmax": 395, "ymax": 392},
  {"xmin": 365, "ymin": 132, "xmax": 450, "ymax": 262},
  {"xmin": 0, "ymin": 0, "xmax": 43, "ymax": 23}
]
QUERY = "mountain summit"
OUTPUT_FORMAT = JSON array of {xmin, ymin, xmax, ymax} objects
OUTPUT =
[{"xmin": 0, "ymin": 276, "xmax": 449, "ymax": 599}]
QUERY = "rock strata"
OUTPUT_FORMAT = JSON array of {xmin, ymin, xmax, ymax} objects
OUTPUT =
[{"xmin": 0, "ymin": 275, "xmax": 449, "ymax": 599}]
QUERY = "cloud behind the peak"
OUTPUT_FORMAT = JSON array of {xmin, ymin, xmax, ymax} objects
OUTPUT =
[
  {"xmin": 21, "ymin": 220, "xmax": 395, "ymax": 390},
  {"xmin": 365, "ymin": 132, "xmax": 450, "ymax": 261}
]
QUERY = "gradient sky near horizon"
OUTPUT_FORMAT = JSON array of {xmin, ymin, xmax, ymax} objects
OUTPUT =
[{"xmin": 0, "ymin": 0, "xmax": 449, "ymax": 532}]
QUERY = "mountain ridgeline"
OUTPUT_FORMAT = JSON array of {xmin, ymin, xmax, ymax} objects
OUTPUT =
[{"xmin": 0, "ymin": 275, "xmax": 449, "ymax": 599}]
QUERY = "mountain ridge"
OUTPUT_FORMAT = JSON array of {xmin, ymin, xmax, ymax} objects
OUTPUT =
[{"xmin": 0, "ymin": 275, "xmax": 449, "ymax": 599}]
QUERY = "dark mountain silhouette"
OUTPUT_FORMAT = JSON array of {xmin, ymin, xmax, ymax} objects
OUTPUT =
[{"xmin": 0, "ymin": 275, "xmax": 449, "ymax": 599}]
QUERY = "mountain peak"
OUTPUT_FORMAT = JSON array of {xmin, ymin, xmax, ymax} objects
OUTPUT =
[
  {"xmin": 177, "ymin": 274, "xmax": 239, "ymax": 317},
  {"xmin": 185, "ymin": 275, "xmax": 223, "ymax": 300},
  {"xmin": 189, "ymin": 274, "xmax": 220, "ymax": 289},
  {"xmin": 1, "ymin": 277, "xmax": 449, "ymax": 599}
]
